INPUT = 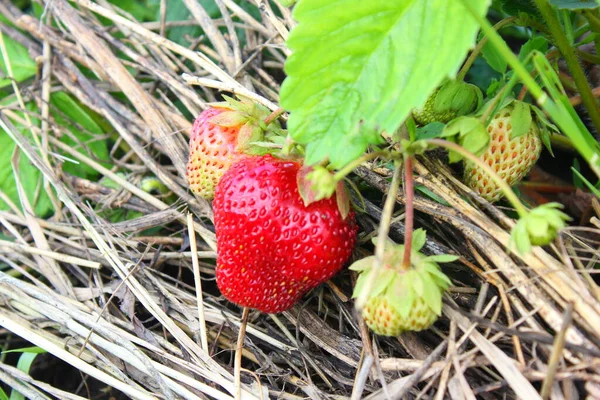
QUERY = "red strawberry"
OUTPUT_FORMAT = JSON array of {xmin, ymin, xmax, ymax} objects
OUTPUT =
[
  {"xmin": 213, "ymin": 155, "xmax": 357, "ymax": 313},
  {"xmin": 186, "ymin": 97, "xmax": 281, "ymax": 199}
]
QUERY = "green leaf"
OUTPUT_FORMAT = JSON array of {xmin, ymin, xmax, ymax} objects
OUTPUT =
[
  {"xmin": 2, "ymin": 347, "xmax": 47, "ymax": 354},
  {"xmin": 11, "ymin": 352, "xmax": 39, "ymax": 400},
  {"xmin": 500, "ymin": 0, "xmax": 539, "ymax": 14},
  {"xmin": 549, "ymin": 0, "xmax": 598, "ymax": 9},
  {"xmin": 0, "ymin": 103, "xmax": 53, "ymax": 216},
  {"xmin": 482, "ymin": 36, "xmax": 507, "ymax": 74},
  {"xmin": 0, "ymin": 34, "xmax": 37, "ymax": 88},
  {"xmin": 415, "ymin": 185, "xmax": 451, "ymax": 206},
  {"xmin": 0, "ymin": 386, "xmax": 8, "ymax": 400},
  {"xmin": 281, "ymin": 0, "xmax": 492, "ymax": 168},
  {"xmin": 518, "ymin": 37, "xmax": 548, "ymax": 64},
  {"xmin": 50, "ymin": 92, "xmax": 109, "ymax": 179},
  {"xmin": 416, "ymin": 122, "xmax": 445, "ymax": 140}
]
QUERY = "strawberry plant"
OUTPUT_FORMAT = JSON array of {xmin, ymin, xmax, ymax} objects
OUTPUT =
[{"xmin": 3, "ymin": 0, "xmax": 600, "ymax": 399}]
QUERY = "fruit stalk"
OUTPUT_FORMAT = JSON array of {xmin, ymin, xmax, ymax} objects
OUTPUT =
[
  {"xmin": 234, "ymin": 307, "xmax": 249, "ymax": 400},
  {"xmin": 532, "ymin": 0, "xmax": 600, "ymax": 134},
  {"xmin": 402, "ymin": 156, "xmax": 414, "ymax": 270},
  {"xmin": 355, "ymin": 162, "xmax": 402, "ymax": 309},
  {"xmin": 424, "ymin": 138, "xmax": 529, "ymax": 217},
  {"xmin": 456, "ymin": 17, "xmax": 517, "ymax": 82}
]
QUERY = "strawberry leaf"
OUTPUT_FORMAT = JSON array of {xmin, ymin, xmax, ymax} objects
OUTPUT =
[{"xmin": 281, "ymin": 0, "xmax": 491, "ymax": 168}]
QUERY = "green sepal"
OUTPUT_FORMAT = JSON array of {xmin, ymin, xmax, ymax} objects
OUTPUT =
[
  {"xmin": 510, "ymin": 219, "xmax": 532, "ymax": 255},
  {"xmin": 433, "ymin": 80, "xmax": 483, "ymax": 117},
  {"xmin": 423, "ymin": 262, "xmax": 452, "ymax": 289},
  {"xmin": 386, "ymin": 279, "xmax": 415, "ymax": 319},
  {"xmin": 423, "ymin": 254, "xmax": 459, "ymax": 263},
  {"xmin": 370, "ymin": 269, "xmax": 397, "ymax": 299},
  {"xmin": 352, "ymin": 268, "xmax": 371, "ymax": 299},
  {"xmin": 531, "ymin": 105, "xmax": 558, "ymax": 156},
  {"xmin": 510, "ymin": 202, "xmax": 571, "ymax": 254},
  {"xmin": 209, "ymin": 110, "xmax": 249, "ymax": 127},
  {"xmin": 348, "ymin": 256, "xmax": 375, "ymax": 272},
  {"xmin": 411, "ymin": 228, "xmax": 427, "ymax": 252},
  {"xmin": 420, "ymin": 272, "xmax": 443, "ymax": 316},
  {"xmin": 409, "ymin": 270, "xmax": 424, "ymax": 298},
  {"xmin": 509, "ymin": 101, "xmax": 532, "ymax": 139},
  {"xmin": 441, "ymin": 117, "xmax": 489, "ymax": 163}
]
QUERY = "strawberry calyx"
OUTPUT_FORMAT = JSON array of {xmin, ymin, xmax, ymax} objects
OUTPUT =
[
  {"xmin": 509, "ymin": 202, "xmax": 571, "ymax": 254},
  {"xmin": 296, "ymin": 164, "xmax": 351, "ymax": 219},
  {"xmin": 207, "ymin": 95, "xmax": 285, "ymax": 155},
  {"xmin": 350, "ymin": 230, "xmax": 456, "ymax": 335}
]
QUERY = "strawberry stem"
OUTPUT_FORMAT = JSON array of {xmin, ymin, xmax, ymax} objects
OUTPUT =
[
  {"xmin": 401, "ymin": 156, "xmax": 414, "ymax": 270},
  {"xmin": 333, "ymin": 150, "xmax": 393, "ymax": 182},
  {"xmin": 264, "ymin": 107, "xmax": 286, "ymax": 126},
  {"xmin": 456, "ymin": 17, "xmax": 517, "ymax": 82},
  {"xmin": 355, "ymin": 162, "xmax": 403, "ymax": 309},
  {"xmin": 425, "ymin": 138, "xmax": 529, "ymax": 217},
  {"xmin": 234, "ymin": 307, "xmax": 249, "ymax": 400}
]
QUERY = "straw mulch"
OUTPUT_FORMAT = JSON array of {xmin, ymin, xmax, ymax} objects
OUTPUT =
[{"xmin": 1, "ymin": 1, "xmax": 600, "ymax": 399}]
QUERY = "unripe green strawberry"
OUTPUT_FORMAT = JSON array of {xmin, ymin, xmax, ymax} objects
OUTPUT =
[
  {"xmin": 362, "ymin": 296, "xmax": 438, "ymax": 337},
  {"xmin": 186, "ymin": 97, "xmax": 282, "ymax": 199},
  {"xmin": 351, "ymin": 229, "xmax": 456, "ymax": 337},
  {"xmin": 463, "ymin": 101, "xmax": 542, "ymax": 202},
  {"xmin": 413, "ymin": 80, "xmax": 482, "ymax": 125}
]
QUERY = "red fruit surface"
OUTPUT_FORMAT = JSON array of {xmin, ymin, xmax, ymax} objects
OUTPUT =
[
  {"xmin": 213, "ymin": 155, "xmax": 358, "ymax": 313},
  {"xmin": 186, "ymin": 107, "xmax": 245, "ymax": 199}
]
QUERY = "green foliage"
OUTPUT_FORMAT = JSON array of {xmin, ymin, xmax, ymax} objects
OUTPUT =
[
  {"xmin": 50, "ymin": 92, "xmax": 110, "ymax": 179},
  {"xmin": 4, "ymin": 348, "xmax": 46, "ymax": 400},
  {"xmin": 549, "ymin": 0, "xmax": 598, "ymax": 9},
  {"xmin": 280, "ymin": 0, "xmax": 491, "ymax": 168},
  {"xmin": 510, "ymin": 203, "xmax": 571, "ymax": 254},
  {"xmin": 0, "ymin": 34, "xmax": 37, "ymax": 88},
  {"xmin": 0, "ymin": 104, "xmax": 53, "ymax": 216}
]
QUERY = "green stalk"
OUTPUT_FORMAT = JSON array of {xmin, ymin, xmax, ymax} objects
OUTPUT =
[
  {"xmin": 333, "ymin": 151, "xmax": 393, "ymax": 181},
  {"xmin": 456, "ymin": 17, "xmax": 517, "ymax": 82},
  {"xmin": 424, "ymin": 139, "xmax": 529, "ymax": 217},
  {"xmin": 533, "ymin": 0, "xmax": 600, "ymax": 134}
]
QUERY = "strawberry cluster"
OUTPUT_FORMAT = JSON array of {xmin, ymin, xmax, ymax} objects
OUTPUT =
[{"xmin": 186, "ymin": 100, "xmax": 357, "ymax": 313}]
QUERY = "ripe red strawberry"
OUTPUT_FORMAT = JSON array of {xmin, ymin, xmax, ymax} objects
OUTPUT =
[
  {"xmin": 186, "ymin": 97, "xmax": 281, "ymax": 199},
  {"xmin": 213, "ymin": 155, "xmax": 358, "ymax": 313},
  {"xmin": 464, "ymin": 101, "xmax": 543, "ymax": 202}
]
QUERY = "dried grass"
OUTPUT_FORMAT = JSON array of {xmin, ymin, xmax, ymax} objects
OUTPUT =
[{"xmin": 0, "ymin": 1, "xmax": 599, "ymax": 399}]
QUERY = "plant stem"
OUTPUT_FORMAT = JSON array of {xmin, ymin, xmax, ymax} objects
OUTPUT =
[
  {"xmin": 333, "ymin": 151, "xmax": 392, "ymax": 181},
  {"xmin": 457, "ymin": 17, "xmax": 517, "ymax": 82},
  {"xmin": 401, "ymin": 156, "xmax": 414, "ymax": 270},
  {"xmin": 355, "ymin": 162, "xmax": 402, "ymax": 309},
  {"xmin": 234, "ymin": 307, "xmax": 249, "ymax": 400},
  {"xmin": 424, "ymin": 138, "xmax": 529, "ymax": 217},
  {"xmin": 532, "ymin": 0, "xmax": 600, "ymax": 134},
  {"xmin": 264, "ymin": 107, "xmax": 285, "ymax": 125},
  {"xmin": 458, "ymin": 1, "xmax": 544, "ymax": 100}
]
